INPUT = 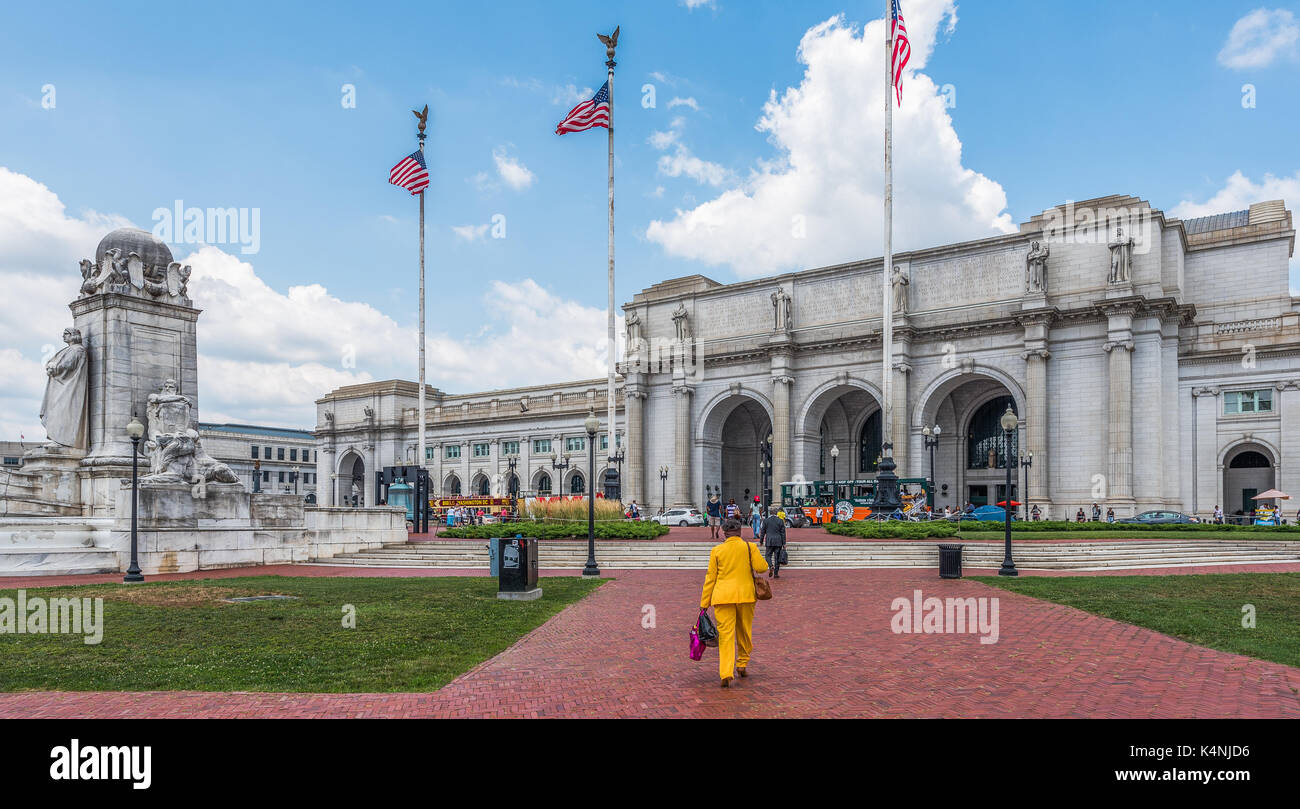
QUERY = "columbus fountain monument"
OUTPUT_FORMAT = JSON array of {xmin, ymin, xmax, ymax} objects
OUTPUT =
[{"xmin": 0, "ymin": 227, "xmax": 405, "ymax": 575}]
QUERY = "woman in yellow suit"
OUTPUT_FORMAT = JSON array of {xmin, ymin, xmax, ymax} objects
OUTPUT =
[{"xmin": 699, "ymin": 517, "xmax": 769, "ymax": 687}]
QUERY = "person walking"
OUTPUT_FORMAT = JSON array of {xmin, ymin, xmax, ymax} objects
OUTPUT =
[
  {"xmin": 750, "ymin": 504, "xmax": 764, "ymax": 539},
  {"xmin": 725, "ymin": 498, "xmax": 739, "ymax": 521},
  {"xmin": 699, "ymin": 517, "xmax": 768, "ymax": 688},
  {"xmin": 759, "ymin": 508, "xmax": 787, "ymax": 578},
  {"xmin": 706, "ymin": 494, "xmax": 722, "ymax": 539}
]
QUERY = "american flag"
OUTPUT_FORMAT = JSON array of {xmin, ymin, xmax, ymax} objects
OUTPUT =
[
  {"xmin": 891, "ymin": 0, "xmax": 910, "ymax": 105},
  {"xmin": 555, "ymin": 82, "xmax": 610, "ymax": 135},
  {"xmin": 388, "ymin": 150, "xmax": 429, "ymax": 195}
]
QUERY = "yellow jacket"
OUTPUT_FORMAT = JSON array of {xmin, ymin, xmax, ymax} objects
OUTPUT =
[{"xmin": 700, "ymin": 536, "xmax": 769, "ymax": 608}]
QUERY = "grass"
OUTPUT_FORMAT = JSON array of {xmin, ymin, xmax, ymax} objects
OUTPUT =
[
  {"xmin": 974, "ymin": 573, "xmax": 1300, "ymax": 668},
  {"xmin": 0, "ymin": 575, "xmax": 602, "ymax": 693}
]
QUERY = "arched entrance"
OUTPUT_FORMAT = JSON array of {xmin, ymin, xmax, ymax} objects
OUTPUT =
[
  {"xmin": 569, "ymin": 471, "xmax": 586, "ymax": 494},
  {"xmin": 796, "ymin": 382, "xmax": 883, "ymax": 480},
  {"xmin": 700, "ymin": 394, "xmax": 774, "ymax": 507},
  {"xmin": 338, "ymin": 452, "xmax": 365, "ymax": 507},
  {"xmin": 507, "ymin": 473, "xmax": 520, "ymax": 497},
  {"xmin": 916, "ymin": 373, "xmax": 1025, "ymax": 512},
  {"xmin": 443, "ymin": 473, "xmax": 462, "ymax": 496},
  {"xmin": 1223, "ymin": 444, "xmax": 1276, "ymax": 518},
  {"xmin": 472, "ymin": 473, "xmax": 490, "ymax": 496}
]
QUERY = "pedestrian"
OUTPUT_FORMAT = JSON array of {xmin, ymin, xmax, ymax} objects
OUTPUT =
[
  {"xmin": 759, "ymin": 508, "xmax": 787, "ymax": 578},
  {"xmin": 706, "ymin": 494, "xmax": 722, "ymax": 539},
  {"xmin": 1213, "ymin": 504, "xmax": 1223, "ymax": 524},
  {"xmin": 1091, "ymin": 502, "xmax": 1101, "ymax": 522},
  {"xmin": 1030, "ymin": 504, "xmax": 1041, "ymax": 521},
  {"xmin": 1106, "ymin": 507, "xmax": 1115, "ymax": 523},
  {"xmin": 1075, "ymin": 508, "xmax": 1086, "ymax": 523},
  {"xmin": 751, "ymin": 504, "xmax": 764, "ymax": 539},
  {"xmin": 725, "ymin": 498, "xmax": 739, "ymax": 521},
  {"xmin": 699, "ymin": 517, "xmax": 768, "ymax": 688}
]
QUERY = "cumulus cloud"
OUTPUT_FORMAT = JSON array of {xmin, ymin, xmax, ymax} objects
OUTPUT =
[
  {"xmin": 646, "ymin": 4, "xmax": 1015, "ymax": 278},
  {"xmin": 493, "ymin": 147, "xmax": 536, "ymax": 191},
  {"xmin": 1217, "ymin": 9, "xmax": 1299, "ymax": 69},
  {"xmin": 647, "ymin": 116, "xmax": 734, "ymax": 188},
  {"xmin": 0, "ymin": 167, "xmax": 619, "ymax": 436},
  {"xmin": 667, "ymin": 96, "xmax": 700, "ymax": 110},
  {"xmin": 1172, "ymin": 170, "xmax": 1300, "ymax": 291},
  {"xmin": 451, "ymin": 223, "xmax": 491, "ymax": 241}
]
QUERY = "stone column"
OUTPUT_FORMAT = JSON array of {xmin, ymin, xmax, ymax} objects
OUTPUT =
[
  {"xmin": 1190, "ymin": 387, "xmax": 1220, "ymax": 517},
  {"xmin": 890, "ymin": 361, "xmax": 910, "ymax": 476},
  {"xmin": 365, "ymin": 443, "xmax": 377, "ymax": 506},
  {"xmin": 1276, "ymin": 380, "xmax": 1300, "ymax": 505},
  {"xmin": 320, "ymin": 447, "xmax": 335, "ymax": 506},
  {"xmin": 672, "ymin": 384, "xmax": 693, "ymax": 505},
  {"xmin": 1022, "ymin": 349, "xmax": 1050, "ymax": 509},
  {"xmin": 1103, "ymin": 338, "xmax": 1135, "ymax": 508},
  {"xmin": 626, "ymin": 383, "xmax": 647, "ymax": 507},
  {"xmin": 771, "ymin": 375, "xmax": 793, "ymax": 488}
]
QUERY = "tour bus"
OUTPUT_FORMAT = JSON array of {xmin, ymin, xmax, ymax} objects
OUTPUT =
[{"xmin": 778, "ymin": 478, "xmax": 933, "ymax": 523}]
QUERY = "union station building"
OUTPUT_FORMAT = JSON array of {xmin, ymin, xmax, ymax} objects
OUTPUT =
[{"xmin": 313, "ymin": 194, "xmax": 1298, "ymax": 520}]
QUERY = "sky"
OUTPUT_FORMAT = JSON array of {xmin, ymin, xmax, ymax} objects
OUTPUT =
[{"xmin": 0, "ymin": 0, "xmax": 1297, "ymax": 438}]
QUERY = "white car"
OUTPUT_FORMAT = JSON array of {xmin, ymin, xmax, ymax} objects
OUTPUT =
[{"xmin": 654, "ymin": 508, "xmax": 707, "ymax": 527}]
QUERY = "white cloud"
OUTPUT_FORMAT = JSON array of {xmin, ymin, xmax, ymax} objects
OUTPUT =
[
  {"xmin": 668, "ymin": 96, "xmax": 700, "ymax": 110},
  {"xmin": 0, "ymin": 167, "xmax": 621, "ymax": 436},
  {"xmin": 647, "ymin": 116, "xmax": 733, "ymax": 188},
  {"xmin": 1218, "ymin": 9, "xmax": 1299, "ymax": 69},
  {"xmin": 681, "ymin": 0, "xmax": 716, "ymax": 9},
  {"xmin": 1171, "ymin": 170, "xmax": 1300, "ymax": 292},
  {"xmin": 451, "ymin": 224, "xmax": 490, "ymax": 241},
  {"xmin": 645, "ymin": 5, "xmax": 1013, "ymax": 278},
  {"xmin": 492, "ymin": 147, "xmax": 536, "ymax": 191}
]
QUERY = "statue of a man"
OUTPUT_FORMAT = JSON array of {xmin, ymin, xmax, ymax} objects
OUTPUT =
[
  {"xmin": 770, "ymin": 286, "xmax": 792, "ymax": 332},
  {"xmin": 891, "ymin": 268, "xmax": 910, "ymax": 314},
  {"xmin": 1025, "ymin": 240, "xmax": 1050, "ymax": 293},
  {"xmin": 671, "ymin": 302, "xmax": 691, "ymax": 341},
  {"xmin": 625, "ymin": 309, "xmax": 642, "ymax": 348},
  {"xmin": 1108, "ymin": 226, "xmax": 1134, "ymax": 284},
  {"xmin": 40, "ymin": 327, "xmax": 88, "ymax": 449}
]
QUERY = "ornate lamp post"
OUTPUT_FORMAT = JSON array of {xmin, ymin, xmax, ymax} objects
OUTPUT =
[
  {"xmin": 829, "ymin": 444, "xmax": 840, "ymax": 523},
  {"xmin": 759, "ymin": 433, "xmax": 774, "ymax": 511},
  {"xmin": 1020, "ymin": 450, "xmax": 1033, "ymax": 519},
  {"xmin": 550, "ymin": 450, "xmax": 570, "ymax": 495},
  {"xmin": 998, "ymin": 405, "xmax": 1019, "ymax": 577},
  {"xmin": 607, "ymin": 434, "xmax": 624, "ymax": 502},
  {"xmin": 124, "ymin": 416, "xmax": 145, "ymax": 583},
  {"xmin": 658, "ymin": 465, "xmax": 668, "ymax": 516},
  {"xmin": 506, "ymin": 452, "xmax": 519, "ymax": 497},
  {"xmin": 583, "ymin": 410, "xmax": 601, "ymax": 577},
  {"xmin": 922, "ymin": 424, "xmax": 942, "ymax": 510}
]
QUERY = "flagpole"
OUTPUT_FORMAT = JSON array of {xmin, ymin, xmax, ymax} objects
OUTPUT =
[
  {"xmin": 417, "ymin": 114, "xmax": 427, "ymax": 493},
  {"xmin": 875, "ymin": 0, "xmax": 902, "ymax": 513},
  {"xmin": 604, "ymin": 29, "xmax": 618, "ymax": 499}
]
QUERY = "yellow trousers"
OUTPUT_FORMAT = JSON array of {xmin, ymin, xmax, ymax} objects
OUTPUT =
[{"xmin": 713, "ymin": 602, "xmax": 755, "ymax": 681}]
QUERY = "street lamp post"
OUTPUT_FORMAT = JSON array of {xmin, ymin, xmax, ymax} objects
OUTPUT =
[
  {"xmin": 998, "ymin": 405, "xmax": 1019, "ymax": 577},
  {"xmin": 506, "ymin": 453, "xmax": 519, "ymax": 498},
  {"xmin": 1020, "ymin": 450, "xmax": 1033, "ymax": 520},
  {"xmin": 922, "ymin": 424, "xmax": 942, "ymax": 511},
  {"xmin": 658, "ymin": 465, "xmax": 668, "ymax": 516},
  {"xmin": 607, "ymin": 440, "xmax": 624, "ymax": 502},
  {"xmin": 759, "ymin": 434, "xmax": 774, "ymax": 511},
  {"xmin": 124, "ymin": 416, "xmax": 145, "ymax": 583},
  {"xmin": 583, "ymin": 410, "xmax": 601, "ymax": 577},
  {"xmin": 829, "ymin": 444, "xmax": 840, "ymax": 523}
]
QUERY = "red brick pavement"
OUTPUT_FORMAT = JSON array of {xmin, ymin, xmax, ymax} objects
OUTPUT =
[{"xmin": 1, "ymin": 567, "xmax": 1297, "ymax": 718}]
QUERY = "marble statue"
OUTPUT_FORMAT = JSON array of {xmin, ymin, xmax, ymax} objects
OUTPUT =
[
  {"xmin": 142, "ymin": 379, "xmax": 239, "ymax": 485},
  {"xmin": 770, "ymin": 286, "xmax": 792, "ymax": 333},
  {"xmin": 1108, "ymin": 226, "xmax": 1134, "ymax": 284},
  {"xmin": 672, "ymin": 302, "xmax": 691, "ymax": 341},
  {"xmin": 625, "ymin": 309, "xmax": 642, "ymax": 348},
  {"xmin": 891, "ymin": 267, "xmax": 910, "ymax": 314},
  {"xmin": 1026, "ymin": 240, "xmax": 1050, "ymax": 293},
  {"xmin": 39, "ymin": 327, "xmax": 88, "ymax": 449}
]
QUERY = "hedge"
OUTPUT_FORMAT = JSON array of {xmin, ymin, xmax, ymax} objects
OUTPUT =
[
  {"xmin": 955, "ymin": 520, "xmax": 1300, "ymax": 534},
  {"xmin": 439, "ymin": 520, "xmax": 670, "ymax": 540},
  {"xmin": 824, "ymin": 521, "xmax": 960, "ymax": 539}
]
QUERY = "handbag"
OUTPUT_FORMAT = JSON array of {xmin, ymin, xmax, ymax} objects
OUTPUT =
[
  {"xmin": 696, "ymin": 607, "xmax": 718, "ymax": 646},
  {"xmin": 779, "ymin": 546, "xmax": 788, "ymax": 566},
  {"xmin": 748, "ymin": 541, "xmax": 773, "ymax": 600},
  {"xmin": 689, "ymin": 626, "xmax": 706, "ymax": 661}
]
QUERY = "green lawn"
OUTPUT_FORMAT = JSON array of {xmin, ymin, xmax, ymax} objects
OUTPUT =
[
  {"xmin": 974, "ymin": 573, "xmax": 1300, "ymax": 668},
  {"xmin": 0, "ymin": 576, "xmax": 602, "ymax": 692}
]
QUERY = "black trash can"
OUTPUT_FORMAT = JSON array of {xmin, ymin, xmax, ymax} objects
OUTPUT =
[
  {"xmin": 938, "ymin": 543, "xmax": 964, "ymax": 579},
  {"xmin": 496, "ymin": 536, "xmax": 539, "ymax": 593}
]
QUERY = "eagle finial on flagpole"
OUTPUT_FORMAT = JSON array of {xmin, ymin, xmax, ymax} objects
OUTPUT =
[
  {"xmin": 597, "ymin": 26, "xmax": 619, "ymax": 63},
  {"xmin": 413, "ymin": 104, "xmax": 429, "ymax": 138}
]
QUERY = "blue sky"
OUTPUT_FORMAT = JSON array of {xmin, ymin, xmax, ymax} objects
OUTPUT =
[{"xmin": 0, "ymin": 0, "xmax": 1297, "ymax": 433}]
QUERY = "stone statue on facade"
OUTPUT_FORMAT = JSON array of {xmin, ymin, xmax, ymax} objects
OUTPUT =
[
  {"xmin": 77, "ymin": 241, "xmax": 191, "ymax": 305},
  {"xmin": 671, "ymin": 302, "xmax": 691, "ymax": 341},
  {"xmin": 142, "ymin": 379, "xmax": 239, "ymax": 485},
  {"xmin": 770, "ymin": 286, "xmax": 792, "ymax": 333},
  {"xmin": 1108, "ymin": 226, "xmax": 1134, "ymax": 284},
  {"xmin": 39, "ymin": 327, "xmax": 88, "ymax": 449},
  {"xmin": 1025, "ymin": 240, "xmax": 1050, "ymax": 293},
  {"xmin": 625, "ymin": 309, "xmax": 642, "ymax": 349},
  {"xmin": 891, "ymin": 267, "xmax": 910, "ymax": 314}
]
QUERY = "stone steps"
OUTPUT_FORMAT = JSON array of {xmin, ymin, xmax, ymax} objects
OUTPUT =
[
  {"xmin": 0, "ymin": 548, "xmax": 121, "ymax": 576},
  {"xmin": 313, "ymin": 539, "xmax": 1300, "ymax": 571}
]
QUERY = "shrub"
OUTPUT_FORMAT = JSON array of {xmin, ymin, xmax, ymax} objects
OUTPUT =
[
  {"xmin": 440, "ymin": 520, "xmax": 669, "ymax": 540},
  {"xmin": 825, "ymin": 521, "xmax": 959, "ymax": 539},
  {"xmin": 518, "ymin": 496, "xmax": 625, "ymax": 523}
]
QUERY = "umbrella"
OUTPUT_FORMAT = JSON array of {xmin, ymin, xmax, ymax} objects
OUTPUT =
[
  {"xmin": 1252, "ymin": 489, "xmax": 1291, "ymax": 500},
  {"xmin": 996, "ymin": 500, "xmax": 1022, "ymax": 507}
]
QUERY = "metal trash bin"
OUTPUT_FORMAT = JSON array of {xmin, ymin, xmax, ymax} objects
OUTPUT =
[{"xmin": 938, "ymin": 543, "xmax": 964, "ymax": 579}]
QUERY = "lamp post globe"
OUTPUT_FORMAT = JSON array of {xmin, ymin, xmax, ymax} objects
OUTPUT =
[
  {"xmin": 124, "ymin": 416, "xmax": 146, "ymax": 583},
  {"xmin": 998, "ymin": 405, "xmax": 1019, "ymax": 577}
]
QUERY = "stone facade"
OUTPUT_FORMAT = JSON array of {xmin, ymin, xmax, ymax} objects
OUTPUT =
[{"xmin": 317, "ymin": 195, "xmax": 1298, "ymax": 519}]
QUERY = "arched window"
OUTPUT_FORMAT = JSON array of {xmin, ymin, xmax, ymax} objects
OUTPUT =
[
  {"xmin": 476, "ymin": 475, "xmax": 490, "ymax": 495},
  {"xmin": 508, "ymin": 474, "xmax": 520, "ymax": 496},
  {"xmin": 1229, "ymin": 450, "xmax": 1271, "ymax": 469},
  {"xmin": 537, "ymin": 473, "xmax": 552, "ymax": 495},
  {"xmin": 858, "ymin": 411, "xmax": 882, "ymax": 473},
  {"xmin": 570, "ymin": 473, "xmax": 585, "ymax": 494},
  {"xmin": 967, "ymin": 396, "xmax": 1018, "ymax": 469},
  {"xmin": 445, "ymin": 475, "xmax": 461, "ymax": 496}
]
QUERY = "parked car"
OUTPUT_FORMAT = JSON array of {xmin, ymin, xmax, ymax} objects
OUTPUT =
[
  {"xmin": 654, "ymin": 508, "xmax": 707, "ymax": 527},
  {"xmin": 1116, "ymin": 510, "xmax": 1200, "ymax": 525},
  {"xmin": 969, "ymin": 505, "xmax": 1016, "ymax": 522}
]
